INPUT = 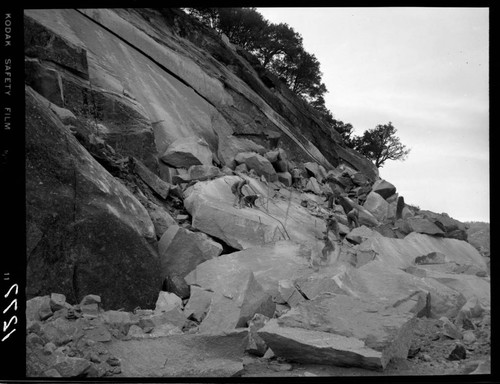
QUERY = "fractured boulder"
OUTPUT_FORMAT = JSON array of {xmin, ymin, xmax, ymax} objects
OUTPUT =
[
  {"xmin": 234, "ymin": 152, "xmax": 277, "ymax": 181},
  {"xmin": 161, "ymin": 136, "xmax": 213, "ymax": 168},
  {"xmin": 363, "ymin": 192, "xmax": 389, "ymax": 222},
  {"xmin": 158, "ymin": 224, "xmax": 223, "ymax": 279},
  {"xmin": 371, "ymin": 179, "xmax": 396, "ymax": 199},
  {"xmin": 258, "ymin": 319, "xmax": 383, "ymax": 370},
  {"xmin": 277, "ymin": 293, "xmax": 419, "ymax": 369}
]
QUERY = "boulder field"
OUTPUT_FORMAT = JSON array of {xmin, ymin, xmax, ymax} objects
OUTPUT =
[{"xmin": 23, "ymin": 7, "xmax": 489, "ymax": 378}]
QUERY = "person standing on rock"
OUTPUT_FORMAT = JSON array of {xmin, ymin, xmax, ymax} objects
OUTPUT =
[
  {"xmin": 347, "ymin": 207, "xmax": 360, "ymax": 229},
  {"xmin": 231, "ymin": 178, "xmax": 248, "ymax": 208},
  {"xmin": 325, "ymin": 214, "xmax": 341, "ymax": 242},
  {"xmin": 324, "ymin": 191, "xmax": 335, "ymax": 209}
]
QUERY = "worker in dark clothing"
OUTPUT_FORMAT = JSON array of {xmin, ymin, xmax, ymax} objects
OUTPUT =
[
  {"xmin": 347, "ymin": 207, "xmax": 360, "ymax": 229},
  {"xmin": 325, "ymin": 214, "xmax": 341, "ymax": 242},
  {"xmin": 324, "ymin": 192, "xmax": 335, "ymax": 209},
  {"xmin": 231, "ymin": 179, "xmax": 248, "ymax": 208}
]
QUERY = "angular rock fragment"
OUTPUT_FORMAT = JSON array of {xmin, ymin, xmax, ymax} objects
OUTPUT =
[
  {"xmin": 406, "ymin": 217, "xmax": 445, "ymax": 237},
  {"xmin": 154, "ymin": 292, "xmax": 182, "ymax": 314},
  {"xmin": 235, "ymin": 152, "xmax": 277, "ymax": 181},
  {"xmin": 258, "ymin": 319, "xmax": 383, "ymax": 370},
  {"xmin": 371, "ymin": 179, "xmax": 396, "ymax": 199},
  {"xmin": 346, "ymin": 225, "xmax": 382, "ymax": 244},
  {"xmin": 161, "ymin": 136, "xmax": 213, "ymax": 167},
  {"xmin": 277, "ymin": 293, "xmax": 418, "ymax": 368},
  {"xmin": 183, "ymin": 286, "xmax": 213, "ymax": 322},
  {"xmin": 363, "ymin": 192, "xmax": 389, "ymax": 222},
  {"xmin": 132, "ymin": 157, "xmax": 171, "ymax": 199},
  {"xmin": 158, "ymin": 225, "xmax": 222, "ymax": 279}
]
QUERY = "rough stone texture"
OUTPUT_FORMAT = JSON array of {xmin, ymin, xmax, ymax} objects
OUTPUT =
[
  {"xmin": 194, "ymin": 270, "xmax": 275, "ymax": 334},
  {"xmin": 183, "ymin": 286, "xmax": 213, "ymax": 322},
  {"xmin": 132, "ymin": 157, "xmax": 171, "ymax": 199},
  {"xmin": 419, "ymin": 210, "xmax": 468, "ymax": 240},
  {"xmin": 304, "ymin": 177, "xmax": 322, "ymax": 195},
  {"xmin": 356, "ymin": 261, "xmax": 467, "ymax": 319},
  {"xmin": 415, "ymin": 251, "xmax": 447, "ymax": 265},
  {"xmin": 278, "ymin": 293, "xmax": 418, "ymax": 368},
  {"xmin": 278, "ymin": 280, "xmax": 306, "ymax": 307},
  {"xmin": 218, "ymin": 136, "xmax": 267, "ymax": 168},
  {"xmin": 50, "ymin": 293, "xmax": 67, "ymax": 312},
  {"xmin": 184, "ymin": 176, "xmax": 327, "ymax": 251},
  {"xmin": 304, "ymin": 162, "xmax": 323, "ymax": 182},
  {"xmin": 356, "ymin": 232, "xmax": 487, "ymax": 272},
  {"xmin": 264, "ymin": 149, "xmax": 279, "ymax": 164},
  {"xmin": 371, "ymin": 179, "xmax": 396, "ymax": 199},
  {"xmin": 40, "ymin": 318, "xmax": 83, "ymax": 346},
  {"xmin": 24, "ymin": 14, "xmax": 89, "ymax": 79},
  {"xmin": 406, "ymin": 217, "xmax": 445, "ymax": 237},
  {"xmin": 26, "ymin": 86, "xmax": 161, "ymax": 311},
  {"xmin": 234, "ymin": 152, "xmax": 277, "ymax": 182},
  {"xmin": 101, "ymin": 311, "xmax": 138, "ymax": 335},
  {"xmin": 27, "ymin": 296, "xmax": 52, "ymax": 322},
  {"xmin": 53, "ymin": 356, "xmax": 92, "ymax": 377},
  {"xmin": 258, "ymin": 319, "xmax": 383, "ymax": 370},
  {"xmin": 418, "ymin": 270, "xmax": 490, "ymax": 310},
  {"xmin": 188, "ymin": 164, "xmax": 222, "ymax": 181},
  {"xmin": 363, "ymin": 192, "xmax": 389, "ymax": 222},
  {"xmin": 107, "ymin": 331, "xmax": 247, "ymax": 377},
  {"xmin": 185, "ymin": 241, "xmax": 312, "ymax": 299},
  {"xmin": 147, "ymin": 203, "xmax": 177, "ymax": 239},
  {"xmin": 246, "ymin": 314, "xmax": 270, "ymax": 357},
  {"xmin": 277, "ymin": 171, "xmax": 292, "ymax": 187},
  {"xmin": 161, "ymin": 136, "xmax": 213, "ymax": 168},
  {"xmin": 351, "ymin": 172, "xmax": 370, "ymax": 186},
  {"xmin": 158, "ymin": 224, "xmax": 223, "ymax": 279},
  {"xmin": 346, "ymin": 225, "xmax": 383, "ymax": 244},
  {"xmin": 154, "ymin": 292, "xmax": 182, "ymax": 314}
]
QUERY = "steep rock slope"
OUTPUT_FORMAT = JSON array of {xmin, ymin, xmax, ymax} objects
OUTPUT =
[{"xmin": 24, "ymin": 8, "xmax": 378, "ymax": 179}]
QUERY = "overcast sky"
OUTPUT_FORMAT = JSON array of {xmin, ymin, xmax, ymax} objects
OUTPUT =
[{"xmin": 257, "ymin": 7, "xmax": 489, "ymax": 222}]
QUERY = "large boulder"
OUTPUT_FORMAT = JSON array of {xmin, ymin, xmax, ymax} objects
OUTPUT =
[
  {"xmin": 217, "ymin": 135, "xmax": 266, "ymax": 168},
  {"xmin": 158, "ymin": 225, "xmax": 223, "ymax": 279},
  {"xmin": 25, "ymin": 86, "xmax": 161, "ymax": 311},
  {"xmin": 406, "ymin": 217, "xmax": 445, "ymax": 237},
  {"xmin": 338, "ymin": 196, "xmax": 379, "ymax": 227},
  {"xmin": 160, "ymin": 136, "xmax": 213, "ymax": 168},
  {"xmin": 356, "ymin": 232, "xmax": 487, "ymax": 272},
  {"xmin": 363, "ymin": 192, "xmax": 389, "ymax": 222},
  {"xmin": 258, "ymin": 319, "xmax": 384, "ymax": 370},
  {"xmin": 188, "ymin": 164, "xmax": 222, "ymax": 181},
  {"xmin": 277, "ymin": 293, "xmax": 419, "ymax": 370},
  {"xmin": 196, "ymin": 271, "xmax": 275, "ymax": 334},
  {"xmin": 346, "ymin": 225, "xmax": 383, "ymax": 244},
  {"xmin": 304, "ymin": 162, "xmax": 323, "ymax": 182},
  {"xmin": 234, "ymin": 152, "xmax": 277, "ymax": 181},
  {"xmin": 419, "ymin": 210, "xmax": 468, "ymax": 240},
  {"xmin": 355, "ymin": 261, "xmax": 467, "ymax": 319},
  {"xmin": 371, "ymin": 179, "xmax": 396, "ymax": 199},
  {"xmin": 185, "ymin": 241, "xmax": 313, "ymax": 298},
  {"xmin": 184, "ymin": 176, "xmax": 327, "ymax": 251}
]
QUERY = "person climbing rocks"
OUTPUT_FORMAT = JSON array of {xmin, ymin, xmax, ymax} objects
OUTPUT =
[
  {"xmin": 231, "ymin": 178, "xmax": 248, "ymax": 208},
  {"xmin": 347, "ymin": 207, "xmax": 360, "ymax": 229},
  {"xmin": 325, "ymin": 214, "xmax": 341, "ymax": 242},
  {"xmin": 324, "ymin": 191, "xmax": 335, "ymax": 209}
]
